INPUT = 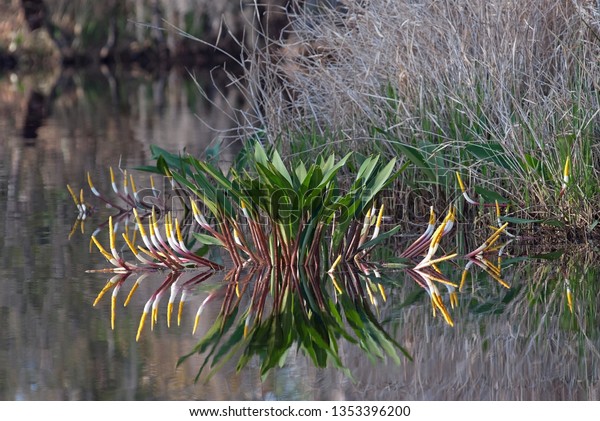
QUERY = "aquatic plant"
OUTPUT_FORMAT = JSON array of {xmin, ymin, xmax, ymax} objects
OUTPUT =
[{"xmin": 69, "ymin": 141, "xmax": 523, "ymax": 380}]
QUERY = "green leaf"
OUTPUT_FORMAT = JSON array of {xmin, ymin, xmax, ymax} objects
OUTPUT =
[
  {"xmin": 499, "ymin": 216, "xmax": 544, "ymax": 224},
  {"xmin": 192, "ymin": 233, "xmax": 225, "ymax": 247},
  {"xmin": 473, "ymin": 186, "xmax": 509, "ymax": 203},
  {"xmin": 358, "ymin": 225, "xmax": 402, "ymax": 251},
  {"xmin": 393, "ymin": 143, "xmax": 436, "ymax": 181}
]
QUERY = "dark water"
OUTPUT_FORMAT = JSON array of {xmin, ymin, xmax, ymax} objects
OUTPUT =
[{"xmin": 1, "ymin": 67, "xmax": 600, "ymax": 400}]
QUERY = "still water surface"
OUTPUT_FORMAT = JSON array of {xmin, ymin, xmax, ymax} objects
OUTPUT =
[{"xmin": 1, "ymin": 67, "xmax": 599, "ymax": 400}]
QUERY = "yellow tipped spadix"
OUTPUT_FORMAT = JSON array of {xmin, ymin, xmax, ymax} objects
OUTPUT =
[
  {"xmin": 109, "ymin": 167, "xmax": 118, "ymax": 194},
  {"xmin": 150, "ymin": 175, "xmax": 155, "ymax": 191},
  {"xmin": 93, "ymin": 282, "xmax": 113, "ymax": 306},
  {"xmin": 376, "ymin": 204, "xmax": 384, "ymax": 228},
  {"xmin": 67, "ymin": 184, "xmax": 79, "ymax": 205},
  {"xmin": 328, "ymin": 254, "xmax": 343, "ymax": 273},
  {"xmin": 130, "ymin": 174, "xmax": 137, "ymax": 194},
  {"xmin": 449, "ymin": 291, "xmax": 458, "ymax": 309},
  {"xmin": 133, "ymin": 208, "xmax": 148, "ymax": 238},
  {"xmin": 167, "ymin": 302, "xmax": 173, "ymax": 328},
  {"xmin": 329, "ymin": 273, "xmax": 343, "ymax": 295},
  {"xmin": 432, "ymin": 294, "xmax": 454, "ymax": 326},
  {"xmin": 235, "ymin": 282, "xmax": 240, "ymax": 298},
  {"xmin": 377, "ymin": 283, "xmax": 387, "ymax": 302},
  {"xmin": 91, "ymin": 236, "xmax": 115, "ymax": 262},
  {"xmin": 87, "ymin": 172, "xmax": 100, "ymax": 196},
  {"xmin": 108, "ymin": 216, "xmax": 116, "ymax": 251},
  {"xmin": 122, "ymin": 232, "xmax": 138, "ymax": 256},
  {"xmin": 136, "ymin": 311, "xmax": 148, "ymax": 342},
  {"xmin": 111, "ymin": 295, "xmax": 117, "ymax": 330},
  {"xmin": 164, "ymin": 212, "xmax": 173, "ymax": 239},
  {"xmin": 175, "ymin": 218, "xmax": 183, "ymax": 244},
  {"xmin": 366, "ymin": 283, "xmax": 376, "ymax": 306},
  {"xmin": 495, "ymin": 200, "xmax": 501, "ymax": 219},
  {"xmin": 563, "ymin": 156, "xmax": 571, "ymax": 180},
  {"xmin": 428, "ymin": 206, "xmax": 436, "ymax": 225},
  {"xmin": 567, "ymin": 288, "xmax": 573, "ymax": 314},
  {"xmin": 192, "ymin": 312, "xmax": 201, "ymax": 335},
  {"xmin": 456, "ymin": 172, "xmax": 467, "ymax": 193},
  {"xmin": 485, "ymin": 222, "xmax": 509, "ymax": 250},
  {"xmin": 177, "ymin": 301, "xmax": 184, "ymax": 326},
  {"xmin": 124, "ymin": 282, "xmax": 139, "ymax": 307}
]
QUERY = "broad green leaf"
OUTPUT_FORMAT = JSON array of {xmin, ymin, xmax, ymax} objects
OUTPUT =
[
  {"xmin": 473, "ymin": 186, "xmax": 509, "ymax": 203},
  {"xmin": 192, "ymin": 233, "xmax": 225, "ymax": 247}
]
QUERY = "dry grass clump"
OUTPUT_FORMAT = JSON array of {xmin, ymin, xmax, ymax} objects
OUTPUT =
[{"xmin": 238, "ymin": 0, "xmax": 600, "ymax": 230}]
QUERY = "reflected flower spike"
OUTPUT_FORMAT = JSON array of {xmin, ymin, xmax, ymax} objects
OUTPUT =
[
  {"xmin": 93, "ymin": 274, "xmax": 121, "ymax": 307},
  {"xmin": 136, "ymin": 300, "xmax": 153, "ymax": 341},
  {"xmin": 192, "ymin": 295, "xmax": 212, "ymax": 335},
  {"xmin": 565, "ymin": 281, "xmax": 574, "ymax": 314},
  {"xmin": 124, "ymin": 273, "xmax": 148, "ymax": 307},
  {"xmin": 178, "ymin": 291, "xmax": 187, "ymax": 327},
  {"xmin": 111, "ymin": 283, "xmax": 122, "ymax": 330},
  {"xmin": 559, "ymin": 156, "xmax": 570, "ymax": 197}
]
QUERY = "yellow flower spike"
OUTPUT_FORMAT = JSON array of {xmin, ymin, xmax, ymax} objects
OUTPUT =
[
  {"xmin": 108, "ymin": 216, "xmax": 116, "ymax": 252},
  {"xmin": 132, "ymin": 208, "xmax": 148, "ymax": 238},
  {"xmin": 433, "ymin": 293, "xmax": 454, "ymax": 327},
  {"xmin": 123, "ymin": 169, "xmax": 128, "ymax": 194},
  {"xmin": 422, "ymin": 269, "xmax": 459, "ymax": 287},
  {"xmin": 175, "ymin": 218, "xmax": 184, "ymax": 244},
  {"xmin": 328, "ymin": 273, "xmax": 343, "ymax": 295},
  {"xmin": 485, "ymin": 222, "xmax": 509, "ymax": 250},
  {"xmin": 164, "ymin": 212, "xmax": 173, "ymax": 240},
  {"xmin": 495, "ymin": 200, "xmax": 501, "ymax": 221},
  {"xmin": 109, "ymin": 167, "xmax": 118, "ymax": 194},
  {"xmin": 426, "ymin": 253, "xmax": 459, "ymax": 268},
  {"xmin": 91, "ymin": 236, "xmax": 115, "ymax": 262},
  {"xmin": 370, "ymin": 204, "xmax": 385, "ymax": 240},
  {"xmin": 450, "ymin": 290, "xmax": 458, "ymax": 309},
  {"xmin": 111, "ymin": 294, "xmax": 117, "ymax": 330},
  {"xmin": 153, "ymin": 304, "xmax": 159, "ymax": 323},
  {"xmin": 121, "ymin": 232, "xmax": 138, "ymax": 256},
  {"xmin": 192, "ymin": 312, "xmax": 201, "ymax": 335},
  {"xmin": 167, "ymin": 302, "xmax": 173, "ymax": 328},
  {"xmin": 429, "ymin": 206, "xmax": 436, "ymax": 225},
  {"xmin": 566, "ymin": 286, "xmax": 573, "ymax": 314},
  {"xmin": 150, "ymin": 175, "xmax": 155, "ymax": 191},
  {"xmin": 328, "ymin": 254, "xmax": 343, "ymax": 274},
  {"xmin": 366, "ymin": 282, "xmax": 376, "ymax": 306},
  {"xmin": 488, "ymin": 270, "xmax": 510, "ymax": 289},
  {"xmin": 87, "ymin": 172, "xmax": 100, "ymax": 196},
  {"xmin": 177, "ymin": 300, "xmax": 184, "ymax": 327},
  {"xmin": 66, "ymin": 184, "xmax": 79, "ymax": 206},
  {"xmin": 235, "ymin": 282, "xmax": 240, "ymax": 298},
  {"xmin": 136, "ymin": 311, "xmax": 148, "ymax": 342},
  {"xmin": 563, "ymin": 156, "xmax": 571, "ymax": 180},
  {"xmin": 93, "ymin": 281, "xmax": 114, "ymax": 307},
  {"xmin": 130, "ymin": 173, "xmax": 137, "ymax": 196},
  {"xmin": 124, "ymin": 282, "xmax": 139, "ymax": 307},
  {"xmin": 377, "ymin": 283, "xmax": 387, "ymax": 302},
  {"xmin": 456, "ymin": 172, "xmax": 467, "ymax": 193},
  {"xmin": 243, "ymin": 316, "xmax": 252, "ymax": 339}
]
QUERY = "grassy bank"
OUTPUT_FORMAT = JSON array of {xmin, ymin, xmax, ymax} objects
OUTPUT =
[{"xmin": 233, "ymin": 0, "xmax": 600, "ymax": 240}]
